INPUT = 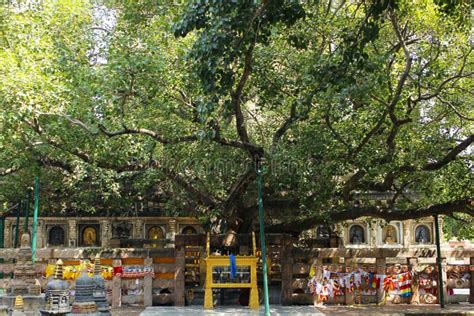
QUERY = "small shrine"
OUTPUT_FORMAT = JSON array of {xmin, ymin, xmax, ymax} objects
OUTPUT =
[
  {"xmin": 7, "ymin": 233, "xmax": 41, "ymax": 296},
  {"xmin": 40, "ymin": 259, "xmax": 71, "ymax": 315}
]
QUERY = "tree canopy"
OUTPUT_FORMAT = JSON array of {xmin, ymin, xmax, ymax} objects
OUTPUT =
[{"xmin": 0, "ymin": 0, "xmax": 472, "ymax": 235}]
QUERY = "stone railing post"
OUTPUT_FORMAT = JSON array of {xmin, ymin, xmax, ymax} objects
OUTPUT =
[
  {"xmin": 174, "ymin": 237, "xmax": 185, "ymax": 306},
  {"xmin": 408, "ymin": 257, "xmax": 419, "ymax": 304},
  {"xmin": 313, "ymin": 257, "xmax": 323, "ymax": 306},
  {"xmin": 376, "ymin": 257, "xmax": 386, "ymax": 304},
  {"xmin": 470, "ymin": 256, "xmax": 474, "ymax": 304},
  {"xmin": 112, "ymin": 259, "xmax": 122, "ymax": 308},
  {"xmin": 143, "ymin": 257, "xmax": 153, "ymax": 307},
  {"xmin": 280, "ymin": 236, "xmax": 293, "ymax": 305},
  {"xmin": 344, "ymin": 258, "xmax": 355, "ymax": 306}
]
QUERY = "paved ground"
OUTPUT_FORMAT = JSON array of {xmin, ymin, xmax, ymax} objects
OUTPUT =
[{"xmin": 110, "ymin": 304, "xmax": 474, "ymax": 316}]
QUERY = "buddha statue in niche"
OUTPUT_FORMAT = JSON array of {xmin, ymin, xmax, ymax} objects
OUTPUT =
[
  {"xmin": 83, "ymin": 227, "xmax": 97, "ymax": 246},
  {"xmin": 384, "ymin": 225, "xmax": 397, "ymax": 244}
]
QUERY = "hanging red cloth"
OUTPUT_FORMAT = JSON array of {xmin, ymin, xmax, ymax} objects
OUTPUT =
[{"xmin": 113, "ymin": 266, "xmax": 123, "ymax": 276}]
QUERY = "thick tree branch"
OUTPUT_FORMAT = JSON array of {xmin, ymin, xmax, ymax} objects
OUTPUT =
[
  {"xmin": 400, "ymin": 134, "xmax": 474, "ymax": 172},
  {"xmin": 98, "ymin": 124, "xmax": 197, "ymax": 144},
  {"xmin": 388, "ymin": 11, "xmax": 413, "ymax": 120},
  {"xmin": 267, "ymin": 197, "xmax": 474, "ymax": 234},
  {"xmin": 231, "ymin": 41, "xmax": 255, "ymax": 148}
]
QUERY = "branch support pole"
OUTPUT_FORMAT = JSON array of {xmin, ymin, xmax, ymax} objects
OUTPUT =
[
  {"xmin": 434, "ymin": 214, "xmax": 445, "ymax": 308},
  {"xmin": 24, "ymin": 192, "xmax": 30, "ymax": 233},
  {"xmin": 32, "ymin": 176, "xmax": 40, "ymax": 263},
  {"xmin": 257, "ymin": 169, "xmax": 270, "ymax": 315},
  {"xmin": 14, "ymin": 200, "xmax": 21, "ymax": 248}
]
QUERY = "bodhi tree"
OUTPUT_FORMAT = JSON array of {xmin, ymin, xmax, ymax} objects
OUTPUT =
[{"xmin": 0, "ymin": 0, "xmax": 472, "ymax": 235}]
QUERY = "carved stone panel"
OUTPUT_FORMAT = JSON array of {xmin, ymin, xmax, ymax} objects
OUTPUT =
[{"xmin": 112, "ymin": 222, "xmax": 132, "ymax": 239}]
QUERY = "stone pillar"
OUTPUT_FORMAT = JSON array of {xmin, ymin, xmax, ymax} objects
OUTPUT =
[
  {"xmin": 369, "ymin": 224, "xmax": 377, "ymax": 247},
  {"xmin": 403, "ymin": 220, "xmax": 411, "ymax": 247},
  {"xmin": 376, "ymin": 257, "xmax": 386, "ymax": 304},
  {"xmin": 337, "ymin": 224, "xmax": 346, "ymax": 247},
  {"xmin": 175, "ymin": 237, "xmax": 185, "ymax": 306},
  {"xmin": 36, "ymin": 220, "xmax": 45, "ymax": 248},
  {"xmin": 68, "ymin": 220, "xmax": 77, "ymax": 247},
  {"xmin": 408, "ymin": 257, "xmax": 419, "ymax": 304},
  {"xmin": 143, "ymin": 257, "xmax": 153, "ymax": 307},
  {"xmin": 280, "ymin": 237, "xmax": 293, "ymax": 305},
  {"xmin": 112, "ymin": 259, "xmax": 122, "ymax": 308},
  {"xmin": 166, "ymin": 219, "xmax": 176, "ymax": 248},
  {"xmin": 134, "ymin": 219, "xmax": 144, "ymax": 239},
  {"xmin": 344, "ymin": 258, "xmax": 355, "ymax": 305},
  {"xmin": 4, "ymin": 220, "xmax": 12, "ymax": 248},
  {"xmin": 470, "ymin": 256, "xmax": 474, "ymax": 304},
  {"xmin": 100, "ymin": 220, "xmax": 110, "ymax": 248}
]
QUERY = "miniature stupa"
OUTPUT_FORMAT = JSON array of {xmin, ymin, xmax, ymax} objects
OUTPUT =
[
  {"xmin": 91, "ymin": 255, "xmax": 110, "ymax": 315},
  {"xmin": 70, "ymin": 267, "xmax": 97, "ymax": 314},
  {"xmin": 40, "ymin": 259, "xmax": 71, "ymax": 315}
]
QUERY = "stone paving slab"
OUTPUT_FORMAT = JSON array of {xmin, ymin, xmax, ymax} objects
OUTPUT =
[{"xmin": 109, "ymin": 305, "xmax": 474, "ymax": 316}]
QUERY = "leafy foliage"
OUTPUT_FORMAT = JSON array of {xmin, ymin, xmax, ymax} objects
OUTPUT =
[{"xmin": 0, "ymin": 0, "xmax": 472, "ymax": 235}]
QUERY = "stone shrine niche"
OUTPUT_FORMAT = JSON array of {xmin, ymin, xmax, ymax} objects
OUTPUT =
[
  {"xmin": 48, "ymin": 225, "xmax": 66, "ymax": 246},
  {"xmin": 378, "ymin": 222, "xmax": 402, "ymax": 246},
  {"xmin": 79, "ymin": 224, "xmax": 100, "ymax": 247},
  {"xmin": 349, "ymin": 224, "xmax": 366, "ymax": 244},
  {"xmin": 181, "ymin": 225, "xmax": 197, "ymax": 235},
  {"xmin": 415, "ymin": 224, "xmax": 432, "ymax": 244},
  {"xmin": 112, "ymin": 222, "xmax": 132, "ymax": 239},
  {"xmin": 148, "ymin": 226, "xmax": 165, "ymax": 240}
]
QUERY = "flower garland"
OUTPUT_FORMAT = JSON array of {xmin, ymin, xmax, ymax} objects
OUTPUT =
[{"xmin": 45, "ymin": 262, "xmax": 113, "ymax": 280}]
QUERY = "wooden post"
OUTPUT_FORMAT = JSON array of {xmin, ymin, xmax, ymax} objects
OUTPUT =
[
  {"xmin": 143, "ymin": 257, "xmax": 153, "ymax": 307},
  {"xmin": 249, "ymin": 256, "xmax": 259, "ymax": 309},
  {"xmin": 376, "ymin": 257, "xmax": 386, "ymax": 304},
  {"xmin": 112, "ymin": 259, "xmax": 122, "ymax": 308}
]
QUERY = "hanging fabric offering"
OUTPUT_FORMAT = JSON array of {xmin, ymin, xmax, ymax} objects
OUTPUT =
[
  {"xmin": 398, "ymin": 272, "xmax": 412, "ymax": 297},
  {"xmin": 319, "ymin": 279, "xmax": 330, "ymax": 302},
  {"xmin": 368, "ymin": 272, "xmax": 378, "ymax": 289},
  {"xmin": 229, "ymin": 254, "xmax": 237, "ymax": 279},
  {"xmin": 308, "ymin": 276, "xmax": 319, "ymax": 296},
  {"xmin": 383, "ymin": 275, "xmax": 395, "ymax": 292}
]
